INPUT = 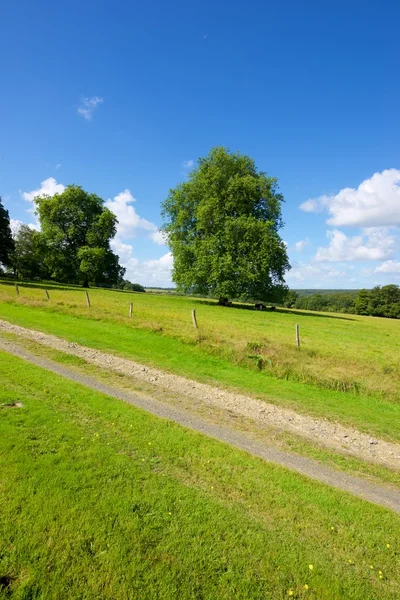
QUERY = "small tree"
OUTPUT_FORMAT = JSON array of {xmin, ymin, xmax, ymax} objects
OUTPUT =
[
  {"xmin": 354, "ymin": 289, "xmax": 370, "ymax": 315},
  {"xmin": 162, "ymin": 147, "xmax": 290, "ymax": 303},
  {"xmin": 35, "ymin": 185, "xmax": 125, "ymax": 286},
  {"xmin": 12, "ymin": 225, "xmax": 50, "ymax": 279},
  {"xmin": 0, "ymin": 197, "xmax": 14, "ymax": 269},
  {"xmin": 121, "ymin": 281, "xmax": 146, "ymax": 292},
  {"xmin": 283, "ymin": 290, "xmax": 298, "ymax": 308}
]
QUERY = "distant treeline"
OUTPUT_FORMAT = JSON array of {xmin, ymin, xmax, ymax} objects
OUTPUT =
[{"xmin": 283, "ymin": 286, "xmax": 400, "ymax": 319}]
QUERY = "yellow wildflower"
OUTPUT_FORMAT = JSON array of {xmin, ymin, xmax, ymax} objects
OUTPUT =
[
  {"xmin": 304, "ymin": 584, "xmax": 309, "ymax": 590},
  {"xmin": 288, "ymin": 591, "xmax": 294, "ymax": 597},
  {"xmin": 308, "ymin": 564, "xmax": 314, "ymax": 571}
]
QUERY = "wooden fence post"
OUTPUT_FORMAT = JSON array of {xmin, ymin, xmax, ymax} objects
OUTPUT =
[
  {"xmin": 85, "ymin": 291, "xmax": 91, "ymax": 308},
  {"xmin": 191, "ymin": 309, "xmax": 198, "ymax": 329},
  {"xmin": 129, "ymin": 302, "xmax": 133, "ymax": 318},
  {"xmin": 45, "ymin": 289, "xmax": 50, "ymax": 300},
  {"xmin": 295, "ymin": 323, "xmax": 300, "ymax": 348},
  {"xmin": 15, "ymin": 284, "xmax": 19, "ymax": 296}
]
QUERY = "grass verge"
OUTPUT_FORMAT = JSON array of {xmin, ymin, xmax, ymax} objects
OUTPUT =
[
  {"xmin": 1, "ymin": 301, "xmax": 400, "ymax": 443},
  {"xmin": 2, "ymin": 330, "xmax": 400, "ymax": 490},
  {"xmin": 1, "ymin": 351, "xmax": 400, "ymax": 599}
]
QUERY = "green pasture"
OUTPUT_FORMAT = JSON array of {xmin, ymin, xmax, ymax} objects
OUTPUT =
[
  {"xmin": 0, "ymin": 283, "xmax": 400, "ymax": 441},
  {"xmin": 1, "ymin": 352, "xmax": 399, "ymax": 599}
]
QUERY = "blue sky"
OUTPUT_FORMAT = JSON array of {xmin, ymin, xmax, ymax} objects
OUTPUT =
[{"xmin": 2, "ymin": 0, "xmax": 399, "ymax": 287}]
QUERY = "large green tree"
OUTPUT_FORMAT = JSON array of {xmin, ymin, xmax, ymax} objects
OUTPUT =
[
  {"xmin": 161, "ymin": 147, "xmax": 290, "ymax": 303},
  {"xmin": 0, "ymin": 197, "xmax": 15, "ymax": 269},
  {"xmin": 35, "ymin": 185, "xmax": 125, "ymax": 286}
]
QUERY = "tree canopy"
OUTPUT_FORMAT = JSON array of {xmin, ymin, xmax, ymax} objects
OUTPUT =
[
  {"xmin": 35, "ymin": 185, "xmax": 125, "ymax": 286},
  {"xmin": 12, "ymin": 225, "xmax": 49, "ymax": 280},
  {"xmin": 0, "ymin": 197, "xmax": 14, "ymax": 269},
  {"xmin": 161, "ymin": 147, "xmax": 290, "ymax": 303},
  {"xmin": 287, "ymin": 286, "xmax": 400, "ymax": 319}
]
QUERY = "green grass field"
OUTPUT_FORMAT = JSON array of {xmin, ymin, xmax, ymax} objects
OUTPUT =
[
  {"xmin": 0, "ymin": 282, "xmax": 400, "ymax": 441},
  {"xmin": 1, "ymin": 351, "xmax": 400, "ymax": 599},
  {"xmin": 3, "ymin": 329, "xmax": 400, "ymax": 490}
]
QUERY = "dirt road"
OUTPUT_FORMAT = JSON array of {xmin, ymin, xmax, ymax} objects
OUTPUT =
[
  {"xmin": 0, "ymin": 319, "xmax": 399, "ymax": 470},
  {"xmin": 1, "ymin": 335, "xmax": 400, "ymax": 514}
]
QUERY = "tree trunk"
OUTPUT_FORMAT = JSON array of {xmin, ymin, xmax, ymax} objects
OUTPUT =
[
  {"xmin": 218, "ymin": 297, "xmax": 230, "ymax": 306},
  {"xmin": 82, "ymin": 276, "xmax": 89, "ymax": 288}
]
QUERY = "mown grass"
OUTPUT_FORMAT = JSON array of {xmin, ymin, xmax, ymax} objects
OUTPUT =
[
  {"xmin": 1, "ymin": 351, "xmax": 400, "ymax": 599},
  {"xmin": 1, "ymin": 286, "xmax": 400, "ymax": 441},
  {"xmin": 3, "ymin": 330, "xmax": 400, "ymax": 490}
]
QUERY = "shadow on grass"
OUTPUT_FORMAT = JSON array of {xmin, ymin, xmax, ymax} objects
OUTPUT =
[
  {"xmin": 193, "ymin": 298, "xmax": 356, "ymax": 321},
  {"xmin": 276, "ymin": 307, "xmax": 355, "ymax": 321},
  {"xmin": 0, "ymin": 279, "xmax": 142, "ymax": 295}
]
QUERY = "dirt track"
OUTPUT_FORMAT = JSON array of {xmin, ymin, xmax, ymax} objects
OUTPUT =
[
  {"xmin": 1, "ymin": 319, "xmax": 400, "ymax": 471},
  {"xmin": 1, "ymin": 335, "xmax": 400, "ymax": 514}
]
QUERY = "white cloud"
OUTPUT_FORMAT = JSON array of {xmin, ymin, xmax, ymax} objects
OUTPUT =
[
  {"xmin": 22, "ymin": 177, "xmax": 65, "ymax": 203},
  {"xmin": 110, "ymin": 237, "xmax": 173, "ymax": 286},
  {"xmin": 106, "ymin": 189, "xmax": 170, "ymax": 282},
  {"xmin": 110, "ymin": 238, "xmax": 135, "ymax": 263},
  {"xmin": 182, "ymin": 159, "xmax": 194, "ymax": 169},
  {"xmin": 150, "ymin": 230, "xmax": 168, "ymax": 246},
  {"xmin": 10, "ymin": 218, "xmax": 39, "ymax": 235},
  {"xmin": 128, "ymin": 252, "xmax": 173, "ymax": 287},
  {"xmin": 77, "ymin": 96, "xmax": 104, "ymax": 120},
  {"xmin": 375, "ymin": 260, "xmax": 400, "ymax": 274},
  {"xmin": 56, "ymin": 163, "xmax": 62, "ymax": 170},
  {"xmin": 300, "ymin": 169, "xmax": 400, "ymax": 227},
  {"xmin": 286, "ymin": 261, "xmax": 348, "ymax": 286},
  {"xmin": 315, "ymin": 228, "xmax": 396, "ymax": 262},
  {"xmin": 299, "ymin": 198, "xmax": 324, "ymax": 213},
  {"xmin": 10, "ymin": 219, "xmax": 23, "ymax": 236},
  {"xmin": 294, "ymin": 239, "xmax": 310, "ymax": 252},
  {"xmin": 105, "ymin": 189, "xmax": 157, "ymax": 238}
]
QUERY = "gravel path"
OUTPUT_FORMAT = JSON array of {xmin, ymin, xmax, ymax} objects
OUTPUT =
[
  {"xmin": 0, "ymin": 319, "xmax": 400, "ymax": 471},
  {"xmin": 1, "ymin": 336, "xmax": 400, "ymax": 514}
]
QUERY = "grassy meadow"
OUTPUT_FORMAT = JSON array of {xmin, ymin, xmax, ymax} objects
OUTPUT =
[
  {"xmin": 0, "ymin": 282, "xmax": 400, "ymax": 440},
  {"xmin": 1, "ymin": 351, "xmax": 400, "ymax": 599}
]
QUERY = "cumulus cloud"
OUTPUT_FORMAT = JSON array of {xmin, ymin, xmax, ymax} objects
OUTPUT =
[
  {"xmin": 10, "ymin": 218, "xmax": 39, "ymax": 234},
  {"xmin": 129, "ymin": 252, "xmax": 173, "ymax": 287},
  {"xmin": 300, "ymin": 169, "xmax": 400, "ymax": 227},
  {"xmin": 22, "ymin": 177, "xmax": 65, "ymax": 203},
  {"xmin": 10, "ymin": 219, "xmax": 23, "ymax": 236},
  {"xmin": 106, "ymin": 189, "xmax": 170, "ymax": 283},
  {"xmin": 77, "ymin": 96, "xmax": 104, "ymax": 120},
  {"xmin": 110, "ymin": 237, "xmax": 173, "ymax": 286},
  {"xmin": 286, "ymin": 261, "xmax": 348, "ymax": 286},
  {"xmin": 375, "ymin": 260, "xmax": 400, "ymax": 274},
  {"xmin": 105, "ymin": 189, "xmax": 157, "ymax": 238},
  {"xmin": 294, "ymin": 239, "xmax": 310, "ymax": 252},
  {"xmin": 315, "ymin": 228, "xmax": 396, "ymax": 262},
  {"xmin": 110, "ymin": 238, "xmax": 136, "ymax": 263},
  {"xmin": 150, "ymin": 230, "xmax": 168, "ymax": 246}
]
